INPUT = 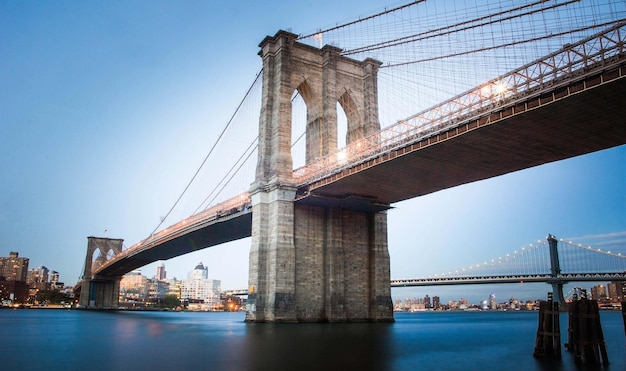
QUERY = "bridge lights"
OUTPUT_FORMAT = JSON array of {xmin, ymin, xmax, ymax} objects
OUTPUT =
[
  {"xmin": 481, "ymin": 80, "xmax": 509, "ymax": 100},
  {"xmin": 492, "ymin": 80, "xmax": 508, "ymax": 97}
]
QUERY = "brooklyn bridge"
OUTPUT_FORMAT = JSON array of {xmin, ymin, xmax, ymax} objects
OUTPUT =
[{"xmin": 77, "ymin": 0, "xmax": 626, "ymax": 322}]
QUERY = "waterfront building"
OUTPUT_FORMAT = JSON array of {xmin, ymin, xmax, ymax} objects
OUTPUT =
[
  {"xmin": 181, "ymin": 263, "xmax": 221, "ymax": 310},
  {"xmin": 119, "ymin": 270, "xmax": 147, "ymax": 301},
  {"xmin": 146, "ymin": 279, "xmax": 169, "ymax": 300},
  {"xmin": 0, "ymin": 252, "xmax": 29, "ymax": 282},
  {"xmin": 0, "ymin": 280, "xmax": 29, "ymax": 303},
  {"xmin": 167, "ymin": 278, "xmax": 182, "ymax": 299}
]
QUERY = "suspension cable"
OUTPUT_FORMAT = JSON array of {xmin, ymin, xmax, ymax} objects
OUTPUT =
[
  {"xmin": 298, "ymin": 1, "xmax": 425, "ymax": 40},
  {"xmin": 193, "ymin": 136, "xmax": 258, "ymax": 214},
  {"xmin": 149, "ymin": 69, "xmax": 263, "ymax": 236},
  {"xmin": 343, "ymin": 0, "xmax": 580, "ymax": 56},
  {"xmin": 381, "ymin": 20, "xmax": 619, "ymax": 68}
]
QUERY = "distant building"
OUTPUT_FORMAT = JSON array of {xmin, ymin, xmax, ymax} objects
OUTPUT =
[
  {"xmin": 607, "ymin": 281, "xmax": 625, "ymax": 301},
  {"xmin": 50, "ymin": 271, "xmax": 62, "ymax": 290},
  {"xmin": 27, "ymin": 266, "xmax": 50, "ymax": 290},
  {"xmin": 0, "ymin": 280, "xmax": 29, "ymax": 303},
  {"xmin": 0, "ymin": 252, "xmax": 29, "ymax": 282},
  {"xmin": 119, "ymin": 270, "xmax": 147, "ymax": 301},
  {"xmin": 181, "ymin": 262, "xmax": 221, "ymax": 310},
  {"xmin": 489, "ymin": 294, "xmax": 497, "ymax": 310},
  {"xmin": 167, "ymin": 278, "xmax": 182, "ymax": 299},
  {"xmin": 146, "ymin": 279, "xmax": 169, "ymax": 300},
  {"xmin": 590, "ymin": 284, "xmax": 607, "ymax": 300},
  {"xmin": 156, "ymin": 263, "xmax": 166, "ymax": 281},
  {"xmin": 423, "ymin": 294, "xmax": 431, "ymax": 309},
  {"xmin": 432, "ymin": 296, "xmax": 441, "ymax": 309}
]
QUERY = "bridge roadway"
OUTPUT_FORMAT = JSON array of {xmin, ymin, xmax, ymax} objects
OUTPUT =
[
  {"xmin": 93, "ymin": 41, "xmax": 626, "ymax": 279},
  {"xmin": 96, "ymin": 207, "xmax": 252, "ymax": 277},
  {"xmin": 296, "ymin": 59, "xmax": 626, "ymax": 210},
  {"xmin": 390, "ymin": 272, "xmax": 626, "ymax": 287}
]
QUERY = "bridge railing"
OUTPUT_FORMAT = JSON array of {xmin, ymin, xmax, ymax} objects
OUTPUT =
[
  {"xmin": 293, "ymin": 21, "xmax": 626, "ymax": 184},
  {"xmin": 92, "ymin": 192, "xmax": 251, "ymax": 274}
]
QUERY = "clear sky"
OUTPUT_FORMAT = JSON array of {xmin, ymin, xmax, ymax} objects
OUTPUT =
[{"xmin": 1, "ymin": 1, "xmax": 625, "ymax": 304}]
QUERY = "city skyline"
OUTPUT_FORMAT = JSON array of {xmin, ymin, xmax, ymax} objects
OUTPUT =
[{"xmin": 1, "ymin": 1, "xmax": 625, "ymax": 305}]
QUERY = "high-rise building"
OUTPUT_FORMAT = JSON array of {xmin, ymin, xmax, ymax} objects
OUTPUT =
[
  {"xmin": 0, "ymin": 252, "xmax": 29, "ymax": 282},
  {"xmin": 182, "ymin": 263, "xmax": 221, "ymax": 310},
  {"xmin": 423, "ymin": 294, "xmax": 431, "ymax": 308},
  {"xmin": 432, "ymin": 296, "xmax": 441, "ymax": 309},
  {"xmin": 188, "ymin": 262, "xmax": 208, "ymax": 280},
  {"xmin": 489, "ymin": 294, "xmax": 497, "ymax": 310},
  {"xmin": 156, "ymin": 263, "xmax": 166, "ymax": 281},
  {"xmin": 590, "ymin": 284, "xmax": 607, "ymax": 300},
  {"xmin": 49, "ymin": 271, "xmax": 62, "ymax": 290},
  {"xmin": 26, "ymin": 266, "xmax": 49, "ymax": 289}
]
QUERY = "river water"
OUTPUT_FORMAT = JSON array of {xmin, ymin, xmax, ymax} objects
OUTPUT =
[{"xmin": 1, "ymin": 309, "xmax": 624, "ymax": 370}]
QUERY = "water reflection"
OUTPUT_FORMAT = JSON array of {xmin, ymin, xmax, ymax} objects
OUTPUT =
[{"xmin": 244, "ymin": 322, "xmax": 393, "ymax": 370}]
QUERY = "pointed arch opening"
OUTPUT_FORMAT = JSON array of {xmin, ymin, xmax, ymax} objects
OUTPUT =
[
  {"xmin": 336, "ymin": 102, "xmax": 347, "ymax": 150},
  {"xmin": 291, "ymin": 81, "xmax": 311, "ymax": 170},
  {"xmin": 338, "ymin": 91, "xmax": 361, "ymax": 146}
]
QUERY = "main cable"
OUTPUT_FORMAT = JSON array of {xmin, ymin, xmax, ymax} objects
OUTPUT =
[{"xmin": 149, "ymin": 69, "xmax": 263, "ymax": 236}]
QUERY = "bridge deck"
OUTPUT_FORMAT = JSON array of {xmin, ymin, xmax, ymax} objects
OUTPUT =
[
  {"xmin": 299, "ymin": 66, "xmax": 626, "ymax": 207},
  {"xmin": 96, "ymin": 211, "xmax": 252, "ymax": 277}
]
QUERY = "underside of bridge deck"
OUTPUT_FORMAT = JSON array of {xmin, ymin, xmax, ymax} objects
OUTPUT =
[{"xmin": 300, "ymin": 74, "xmax": 626, "ymax": 207}]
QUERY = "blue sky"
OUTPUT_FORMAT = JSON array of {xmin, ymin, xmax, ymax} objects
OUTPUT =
[{"xmin": 1, "ymin": 1, "xmax": 624, "ymax": 304}]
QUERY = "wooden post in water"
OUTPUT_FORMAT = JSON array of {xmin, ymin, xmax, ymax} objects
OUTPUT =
[
  {"xmin": 533, "ymin": 292, "xmax": 561, "ymax": 358},
  {"xmin": 622, "ymin": 302, "xmax": 626, "ymax": 338},
  {"xmin": 565, "ymin": 289, "xmax": 609, "ymax": 366}
]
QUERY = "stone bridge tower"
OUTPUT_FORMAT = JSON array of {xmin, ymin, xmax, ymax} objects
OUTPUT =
[
  {"xmin": 78, "ymin": 236, "xmax": 123, "ymax": 309},
  {"xmin": 246, "ymin": 31, "xmax": 393, "ymax": 322}
]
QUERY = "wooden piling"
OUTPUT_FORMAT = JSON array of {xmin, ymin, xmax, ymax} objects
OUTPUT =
[
  {"xmin": 533, "ymin": 293, "xmax": 561, "ymax": 358},
  {"xmin": 565, "ymin": 295, "xmax": 609, "ymax": 366},
  {"xmin": 622, "ymin": 302, "xmax": 626, "ymax": 338}
]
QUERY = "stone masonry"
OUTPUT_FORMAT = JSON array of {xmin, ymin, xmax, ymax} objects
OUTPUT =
[
  {"xmin": 246, "ymin": 30, "xmax": 393, "ymax": 322},
  {"xmin": 79, "ymin": 237, "xmax": 123, "ymax": 309}
]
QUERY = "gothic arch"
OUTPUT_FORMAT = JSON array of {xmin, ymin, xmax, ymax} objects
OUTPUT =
[{"xmin": 337, "ymin": 90, "xmax": 363, "ymax": 146}]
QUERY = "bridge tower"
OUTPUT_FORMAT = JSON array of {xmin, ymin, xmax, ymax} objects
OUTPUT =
[
  {"xmin": 78, "ymin": 236, "xmax": 123, "ymax": 309},
  {"xmin": 246, "ymin": 30, "xmax": 393, "ymax": 322},
  {"xmin": 547, "ymin": 234, "xmax": 566, "ymax": 305}
]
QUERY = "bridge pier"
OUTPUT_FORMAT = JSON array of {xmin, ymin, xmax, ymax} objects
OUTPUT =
[
  {"xmin": 245, "ymin": 30, "xmax": 393, "ymax": 322},
  {"xmin": 79, "ymin": 277, "xmax": 121, "ymax": 309},
  {"xmin": 246, "ymin": 190, "xmax": 393, "ymax": 322}
]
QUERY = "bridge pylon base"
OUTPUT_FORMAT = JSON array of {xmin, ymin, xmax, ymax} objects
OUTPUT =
[
  {"xmin": 78, "ymin": 277, "xmax": 120, "ymax": 310},
  {"xmin": 246, "ymin": 187, "xmax": 394, "ymax": 323}
]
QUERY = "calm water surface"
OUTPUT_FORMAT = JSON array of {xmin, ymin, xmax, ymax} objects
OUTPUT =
[{"xmin": 1, "ymin": 309, "xmax": 624, "ymax": 370}]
